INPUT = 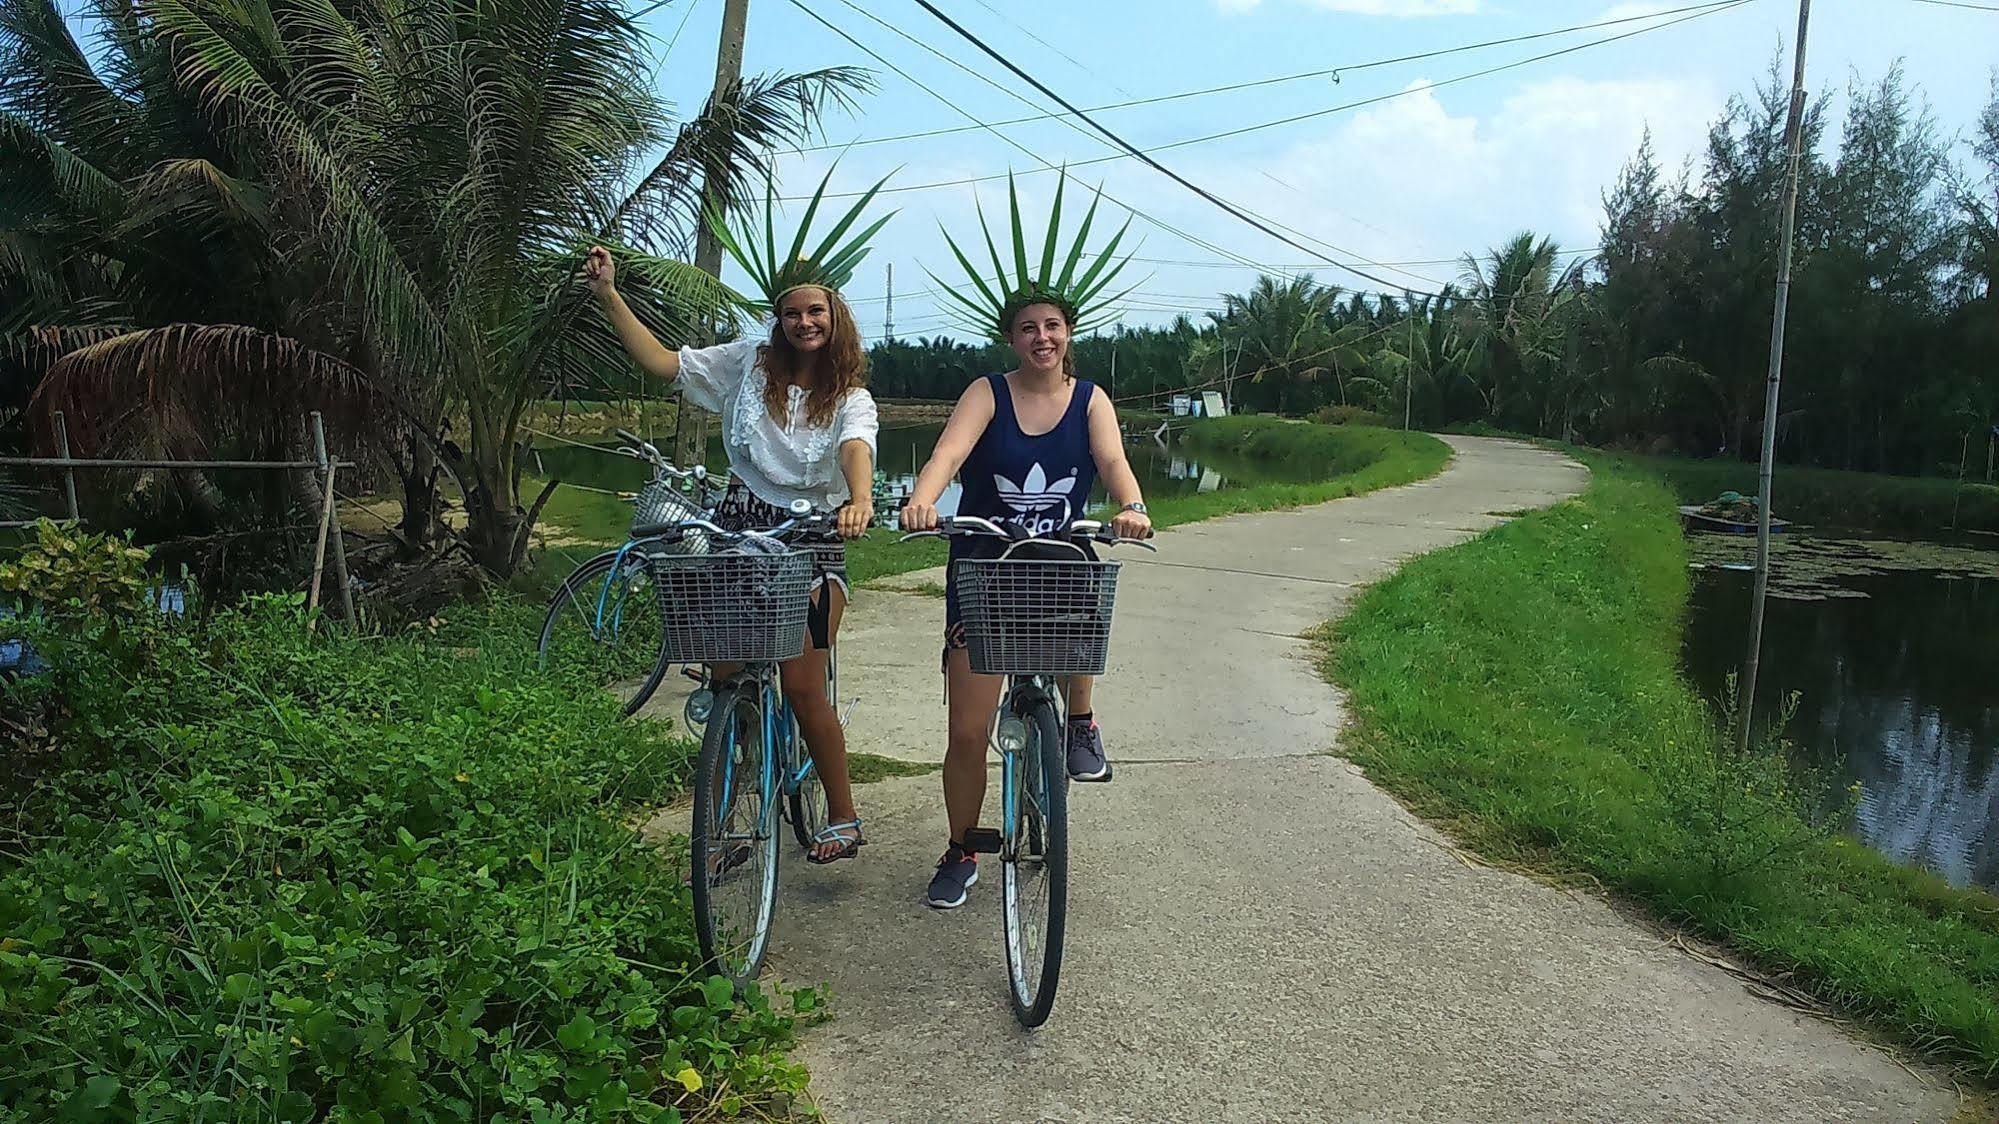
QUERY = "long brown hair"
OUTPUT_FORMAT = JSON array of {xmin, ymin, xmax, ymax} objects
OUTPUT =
[{"xmin": 759, "ymin": 286, "xmax": 866, "ymax": 427}]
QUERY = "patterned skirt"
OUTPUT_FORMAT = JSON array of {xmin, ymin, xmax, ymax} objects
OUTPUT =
[{"xmin": 710, "ymin": 480, "xmax": 849, "ymax": 597}]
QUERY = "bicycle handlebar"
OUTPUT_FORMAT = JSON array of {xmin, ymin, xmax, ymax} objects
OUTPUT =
[
  {"xmin": 613, "ymin": 428, "xmax": 713, "ymax": 486},
  {"xmin": 898, "ymin": 514, "xmax": 1157, "ymax": 552},
  {"xmin": 638, "ymin": 503, "xmax": 840, "ymax": 546}
]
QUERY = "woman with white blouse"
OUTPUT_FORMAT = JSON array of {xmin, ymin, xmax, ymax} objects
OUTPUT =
[{"xmin": 584, "ymin": 245, "xmax": 876, "ymax": 865}]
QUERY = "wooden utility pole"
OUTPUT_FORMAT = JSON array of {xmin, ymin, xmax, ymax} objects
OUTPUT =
[
  {"xmin": 675, "ymin": 0, "xmax": 749, "ymax": 469},
  {"xmin": 1735, "ymin": 0, "xmax": 1812, "ymax": 755}
]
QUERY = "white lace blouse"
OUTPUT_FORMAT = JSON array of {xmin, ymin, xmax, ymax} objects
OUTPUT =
[{"xmin": 675, "ymin": 338, "xmax": 878, "ymax": 511}]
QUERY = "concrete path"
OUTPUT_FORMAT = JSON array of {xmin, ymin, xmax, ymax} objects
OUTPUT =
[{"xmin": 724, "ymin": 437, "xmax": 1954, "ymax": 1122}]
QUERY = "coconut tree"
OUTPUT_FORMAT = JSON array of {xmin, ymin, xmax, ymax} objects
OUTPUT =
[
  {"xmin": 2, "ymin": 0, "xmax": 867, "ymax": 575},
  {"xmin": 1456, "ymin": 232, "xmax": 1580, "ymax": 430},
  {"xmin": 1210, "ymin": 274, "xmax": 1344, "ymax": 415}
]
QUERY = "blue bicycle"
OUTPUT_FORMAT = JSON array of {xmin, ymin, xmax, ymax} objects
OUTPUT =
[
  {"xmin": 534, "ymin": 429, "xmax": 723, "ymax": 716},
  {"xmin": 652, "ymin": 505, "xmax": 841, "ymax": 988},
  {"xmin": 902, "ymin": 514, "xmax": 1152, "ymax": 1026}
]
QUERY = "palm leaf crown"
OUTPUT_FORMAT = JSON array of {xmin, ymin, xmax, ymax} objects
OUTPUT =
[
  {"xmin": 704, "ymin": 167, "xmax": 895, "ymax": 310},
  {"xmin": 929, "ymin": 173, "xmax": 1140, "ymax": 342}
]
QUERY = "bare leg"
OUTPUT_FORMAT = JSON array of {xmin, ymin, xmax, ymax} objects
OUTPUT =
[
  {"xmin": 782, "ymin": 585, "xmax": 856, "ymax": 860},
  {"xmin": 1064, "ymin": 675, "xmax": 1094, "ymax": 716},
  {"xmin": 943, "ymin": 646, "xmax": 1005, "ymax": 844}
]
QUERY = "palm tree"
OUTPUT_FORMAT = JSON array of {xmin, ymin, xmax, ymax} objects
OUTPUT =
[
  {"xmin": 1210, "ymin": 275, "xmax": 1344, "ymax": 415},
  {"xmin": 2, "ymin": 0, "xmax": 867, "ymax": 575},
  {"xmin": 1355, "ymin": 288, "xmax": 1472, "ymax": 427},
  {"xmin": 1456, "ymin": 232, "xmax": 1576, "ymax": 430}
]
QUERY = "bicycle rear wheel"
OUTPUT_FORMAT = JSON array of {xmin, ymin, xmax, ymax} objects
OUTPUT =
[
  {"xmin": 535, "ymin": 550, "xmax": 670, "ymax": 716},
  {"xmin": 690, "ymin": 682, "xmax": 780, "ymax": 989},
  {"xmin": 1002, "ymin": 694, "xmax": 1068, "ymax": 1027}
]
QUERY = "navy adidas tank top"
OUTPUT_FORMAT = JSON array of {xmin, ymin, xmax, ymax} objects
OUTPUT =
[{"xmin": 954, "ymin": 372, "xmax": 1097, "ymax": 548}]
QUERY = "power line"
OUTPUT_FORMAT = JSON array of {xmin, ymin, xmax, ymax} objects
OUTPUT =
[
  {"xmin": 1130, "ymin": 246, "xmax": 1603, "ymax": 270},
  {"xmin": 916, "ymin": 0, "xmax": 1460, "ymax": 294},
  {"xmin": 780, "ymin": 0, "xmax": 1272, "ymax": 277},
  {"xmin": 786, "ymin": 0, "xmax": 1752, "ymax": 214},
  {"xmin": 801, "ymin": 0, "xmax": 1746, "ymax": 154},
  {"xmin": 658, "ymin": 0, "xmax": 702, "ymax": 61},
  {"xmin": 814, "ymin": 0, "xmax": 1438, "ymax": 287},
  {"xmin": 834, "ymin": 0, "xmax": 1440, "ymax": 289},
  {"xmin": 804, "ymin": 0, "xmax": 1736, "ymax": 290},
  {"xmin": 967, "ymin": 0, "xmax": 1137, "ymax": 98},
  {"xmin": 1909, "ymin": 0, "xmax": 1999, "ymax": 9}
]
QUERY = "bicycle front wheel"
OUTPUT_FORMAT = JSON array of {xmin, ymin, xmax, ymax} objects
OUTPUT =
[
  {"xmin": 535, "ymin": 550, "xmax": 670, "ymax": 717},
  {"xmin": 1003, "ymin": 694, "xmax": 1068, "ymax": 1027},
  {"xmin": 691, "ymin": 683, "xmax": 781, "ymax": 990}
]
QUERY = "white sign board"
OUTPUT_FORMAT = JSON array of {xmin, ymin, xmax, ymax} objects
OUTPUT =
[{"xmin": 1200, "ymin": 391, "xmax": 1227, "ymax": 418}]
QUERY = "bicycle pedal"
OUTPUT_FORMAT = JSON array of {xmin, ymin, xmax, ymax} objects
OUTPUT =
[{"xmin": 961, "ymin": 827, "xmax": 1004, "ymax": 854}]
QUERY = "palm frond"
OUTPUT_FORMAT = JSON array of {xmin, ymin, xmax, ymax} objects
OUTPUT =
[
  {"xmin": 29, "ymin": 323, "xmax": 384, "ymax": 464},
  {"xmin": 933, "ymin": 174, "xmax": 1137, "ymax": 340},
  {"xmin": 613, "ymin": 66, "xmax": 874, "ymax": 253}
]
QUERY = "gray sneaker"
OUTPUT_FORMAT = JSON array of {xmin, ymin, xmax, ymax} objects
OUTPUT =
[
  {"xmin": 926, "ymin": 844, "xmax": 979, "ymax": 909},
  {"xmin": 1067, "ymin": 717, "xmax": 1112, "ymax": 782}
]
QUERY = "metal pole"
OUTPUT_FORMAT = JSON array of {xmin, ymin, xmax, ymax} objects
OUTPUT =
[
  {"xmin": 1735, "ymin": 0, "xmax": 1812, "ymax": 755},
  {"xmin": 53, "ymin": 411, "xmax": 79, "ymax": 522},
  {"xmin": 884, "ymin": 262, "xmax": 896, "ymax": 343},
  {"xmin": 676, "ymin": 0, "xmax": 750, "ymax": 470},
  {"xmin": 309, "ymin": 413, "xmax": 357, "ymax": 628}
]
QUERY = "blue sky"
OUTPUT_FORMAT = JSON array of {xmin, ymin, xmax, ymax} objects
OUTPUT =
[{"xmin": 646, "ymin": 0, "xmax": 1996, "ymax": 342}]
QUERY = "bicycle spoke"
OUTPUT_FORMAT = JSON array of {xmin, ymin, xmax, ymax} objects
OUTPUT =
[
  {"xmin": 693, "ymin": 689, "xmax": 779, "ymax": 983},
  {"xmin": 538, "ymin": 555, "xmax": 667, "ymax": 713}
]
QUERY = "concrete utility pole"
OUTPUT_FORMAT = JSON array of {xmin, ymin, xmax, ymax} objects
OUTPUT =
[
  {"xmin": 1735, "ymin": 0, "xmax": 1812, "ymax": 755},
  {"xmin": 675, "ymin": 0, "xmax": 749, "ymax": 469}
]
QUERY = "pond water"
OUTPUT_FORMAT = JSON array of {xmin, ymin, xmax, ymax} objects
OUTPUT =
[
  {"xmin": 1681, "ymin": 533, "xmax": 1999, "ymax": 890},
  {"xmin": 527, "ymin": 422, "xmax": 1314, "ymax": 526}
]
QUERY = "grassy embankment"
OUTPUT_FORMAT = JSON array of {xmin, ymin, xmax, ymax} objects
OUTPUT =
[{"xmin": 1326, "ymin": 450, "xmax": 1999, "ymax": 1084}]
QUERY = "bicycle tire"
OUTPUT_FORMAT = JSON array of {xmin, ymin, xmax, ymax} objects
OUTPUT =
[
  {"xmin": 787, "ymin": 647, "xmax": 835, "ymax": 848},
  {"xmin": 690, "ymin": 682, "xmax": 780, "ymax": 990},
  {"xmin": 535, "ymin": 550, "xmax": 671, "ymax": 717},
  {"xmin": 1003, "ymin": 693, "xmax": 1068, "ymax": 1027}
]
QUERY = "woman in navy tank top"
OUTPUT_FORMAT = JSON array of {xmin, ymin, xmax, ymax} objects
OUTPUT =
[{"xmin": 899, "ymin": 299, "xmax": 1153, "ymax": 909}]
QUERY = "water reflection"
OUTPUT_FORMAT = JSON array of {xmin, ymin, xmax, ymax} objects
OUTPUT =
[{"xmin": 1683, "ymin": 565, "xmax": 1999, "ymax": 889}]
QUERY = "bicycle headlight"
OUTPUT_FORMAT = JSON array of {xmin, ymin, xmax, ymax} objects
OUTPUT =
[
  {"xmin": 996, "ymin": 717, "xmax": 1028, "ymax": 755},
  {"xmin": 684, "ymin": 688, "xmax": 714, "ymax": 727}
]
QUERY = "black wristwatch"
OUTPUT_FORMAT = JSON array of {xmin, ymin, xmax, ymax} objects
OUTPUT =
[{"xmin": 1121, "ymin": 502, "xmax": 1148, "ymax": 515}]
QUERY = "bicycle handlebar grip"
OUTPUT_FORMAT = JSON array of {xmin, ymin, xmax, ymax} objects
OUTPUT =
[{"xmin": 614, "ymin": 427, "xmax": 643, "ymax": 447}]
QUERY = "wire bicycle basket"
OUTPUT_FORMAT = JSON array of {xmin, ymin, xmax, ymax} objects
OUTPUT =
[
  {"xmin": 633, "ymin": 475, "xmax": 710, "ymax": 557},
  {"xmin": 648, "ymin": 545, "xmax": 813, "ymax": 663},
  {"xmin": 952, "ymin": 558, "xmax": 1122, "ymax": 676}
]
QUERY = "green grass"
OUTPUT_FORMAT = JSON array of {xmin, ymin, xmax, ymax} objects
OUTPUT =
[
  {"xmin": 846, "ymin": 752, "xmax": 941, "ymax": 784},
  {"xmin": 1325, "ymin": 452, "xmax": 1999, "ymax": 1080},
  {"xmin": 1162, "ymin": 420, "xmax": 1450, "ymax": 529},
  {"xmin": 1634, "ymin": 453, "xmax": 1999, "ymax": 537},
  {"xmin": 1, "ymin": 587, "xmax": 809, "ymax": 1118}
]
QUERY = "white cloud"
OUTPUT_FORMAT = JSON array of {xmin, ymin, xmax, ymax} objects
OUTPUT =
[
  {"xmin": 1218, "ymin": 0, "xmax": 1483, "ymax": 15},
  {"xmin": 1178, "ymin": 72, "xmax": 1722, "ymax": 289}
]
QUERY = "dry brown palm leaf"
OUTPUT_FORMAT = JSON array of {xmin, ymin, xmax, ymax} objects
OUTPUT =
[{"xmin": 29, "ymin": 323, "xmax": 385, "ymax": 467}]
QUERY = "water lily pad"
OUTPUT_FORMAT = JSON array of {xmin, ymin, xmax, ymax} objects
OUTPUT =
[{"xmin": 1687, "ymin": 531, "xmax": 1999, "ymax": 600}]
